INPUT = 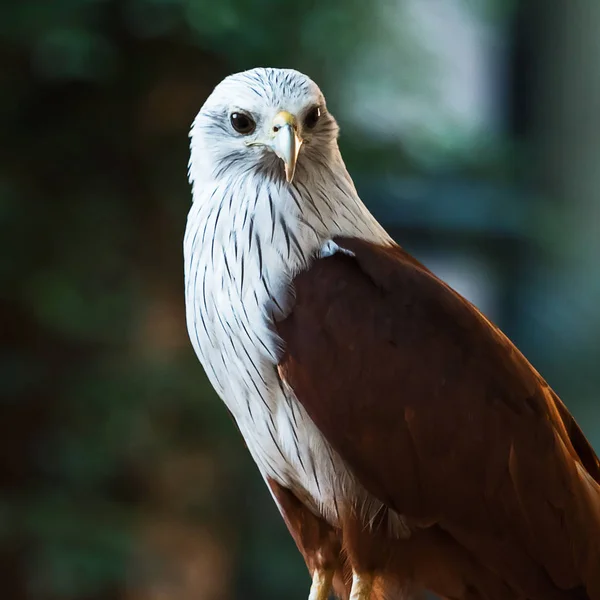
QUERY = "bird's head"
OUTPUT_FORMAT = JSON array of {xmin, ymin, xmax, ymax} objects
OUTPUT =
[{"xmin": 189, "ymin": 68, "xmax": 340, "ymax": 185}]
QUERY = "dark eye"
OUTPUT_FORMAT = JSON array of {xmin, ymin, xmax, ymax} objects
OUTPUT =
[
  {"xmin": 304, "ymin": 106, "xmax": 321, "ymax": 129},
  {"xmin": 230, "ymin": 112, "xmax": 256, "ymax": 135}
]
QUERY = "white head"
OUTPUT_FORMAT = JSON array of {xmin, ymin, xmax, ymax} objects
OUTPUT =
[{"xmin": 189, "ymin": 68, "xmax": 341, "ymax": 187}]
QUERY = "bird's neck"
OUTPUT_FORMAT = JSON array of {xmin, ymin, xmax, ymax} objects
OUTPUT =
[
  {"xmin": 192, "ymin": 156, "xmax": 387, "ymax": 266},
  {"xmin": 185, "ymin": 158, "xmax": 390, "ymax": 331}
]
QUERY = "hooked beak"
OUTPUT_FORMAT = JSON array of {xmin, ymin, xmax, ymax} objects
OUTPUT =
[{"xmin": 271, "ymin": 111, "xmax": 303, "ymax": 183}]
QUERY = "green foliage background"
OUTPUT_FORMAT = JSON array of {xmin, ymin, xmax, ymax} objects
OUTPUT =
[{"xmin": 1, "ymin": 1, "xmax": 599, "ymax": 599}]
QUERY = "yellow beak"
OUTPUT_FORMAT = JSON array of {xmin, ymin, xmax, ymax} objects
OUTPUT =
[{"xmin": 271, "ymin": 111, "xmax": 302, "ymax": 183}]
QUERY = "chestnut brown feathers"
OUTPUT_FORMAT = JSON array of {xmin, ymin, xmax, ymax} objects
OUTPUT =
[{"xmin": 276, "ymin": 237, "xmax": 600, "ymax": 600}]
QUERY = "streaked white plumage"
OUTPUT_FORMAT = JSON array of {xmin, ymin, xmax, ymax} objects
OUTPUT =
[{"xmin": 184, "ymin": 68, "xmax": 406, "ymax": 534}]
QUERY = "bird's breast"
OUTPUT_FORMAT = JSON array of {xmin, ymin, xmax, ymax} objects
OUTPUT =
[
  {"xmin": 186, "ymin": 263, "xmax": 407, "ymax": 534},
  {"xmin": 183, "ymin": 191, "xmax": 406, "ymax": 534}
]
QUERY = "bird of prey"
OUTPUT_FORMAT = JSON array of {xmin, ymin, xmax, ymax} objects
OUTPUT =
[{"xmin": 184, "ymin": 68, "xmax": 600, "ymax": 600}]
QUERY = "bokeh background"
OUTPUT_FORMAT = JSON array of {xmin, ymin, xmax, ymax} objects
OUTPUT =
[{"xmin": 2, "ymin": 0, "xmax": 600, "ymax": 598}]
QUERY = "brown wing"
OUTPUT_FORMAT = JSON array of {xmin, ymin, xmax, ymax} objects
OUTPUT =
[{"xmin": 276, "ymin": 237, "xmax": 600, "ymax": 599}]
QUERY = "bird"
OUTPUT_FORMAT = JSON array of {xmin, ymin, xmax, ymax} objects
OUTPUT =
[{"xmin": 183, "ymin": 67, "xmax": 600, "ymax": 600}]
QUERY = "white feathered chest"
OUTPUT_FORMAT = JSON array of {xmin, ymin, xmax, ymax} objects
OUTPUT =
[{"xmin": 183, "ymin": 168, "xmax": 406, "ymax": 530}]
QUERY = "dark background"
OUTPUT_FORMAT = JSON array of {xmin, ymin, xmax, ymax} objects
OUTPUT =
[{"xmin": 2, "ymin": 1, "xmax": 600, "ymax": 598}]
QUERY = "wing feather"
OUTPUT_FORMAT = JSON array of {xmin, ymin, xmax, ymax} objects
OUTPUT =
[{"xmin": 276, "ymin": 237, "xmax": 600, "ymax": 599}]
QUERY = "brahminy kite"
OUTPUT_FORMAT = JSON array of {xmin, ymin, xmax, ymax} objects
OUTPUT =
[{"xmin": 183, "ymin": 68, "xmax": 600, "ymax": 600}]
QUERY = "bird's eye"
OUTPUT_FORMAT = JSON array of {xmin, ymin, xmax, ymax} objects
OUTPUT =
[
  {"xmin": 230, "ymin": 112, "xmax": 256, "ymax": 135},
  {"xmin": 304, "ymin": 106, "xmax": 321, "ymax": 129}
]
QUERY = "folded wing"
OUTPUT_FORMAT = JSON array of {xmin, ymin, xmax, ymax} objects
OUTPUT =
[{"xmin": 276, "ymin": 237, "xmax": 600, "ymax": 599}]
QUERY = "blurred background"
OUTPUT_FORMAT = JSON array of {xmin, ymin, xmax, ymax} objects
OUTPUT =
[{"xmin": 2, "ymin": 0, "xmax": 600, "ymax": 598}]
